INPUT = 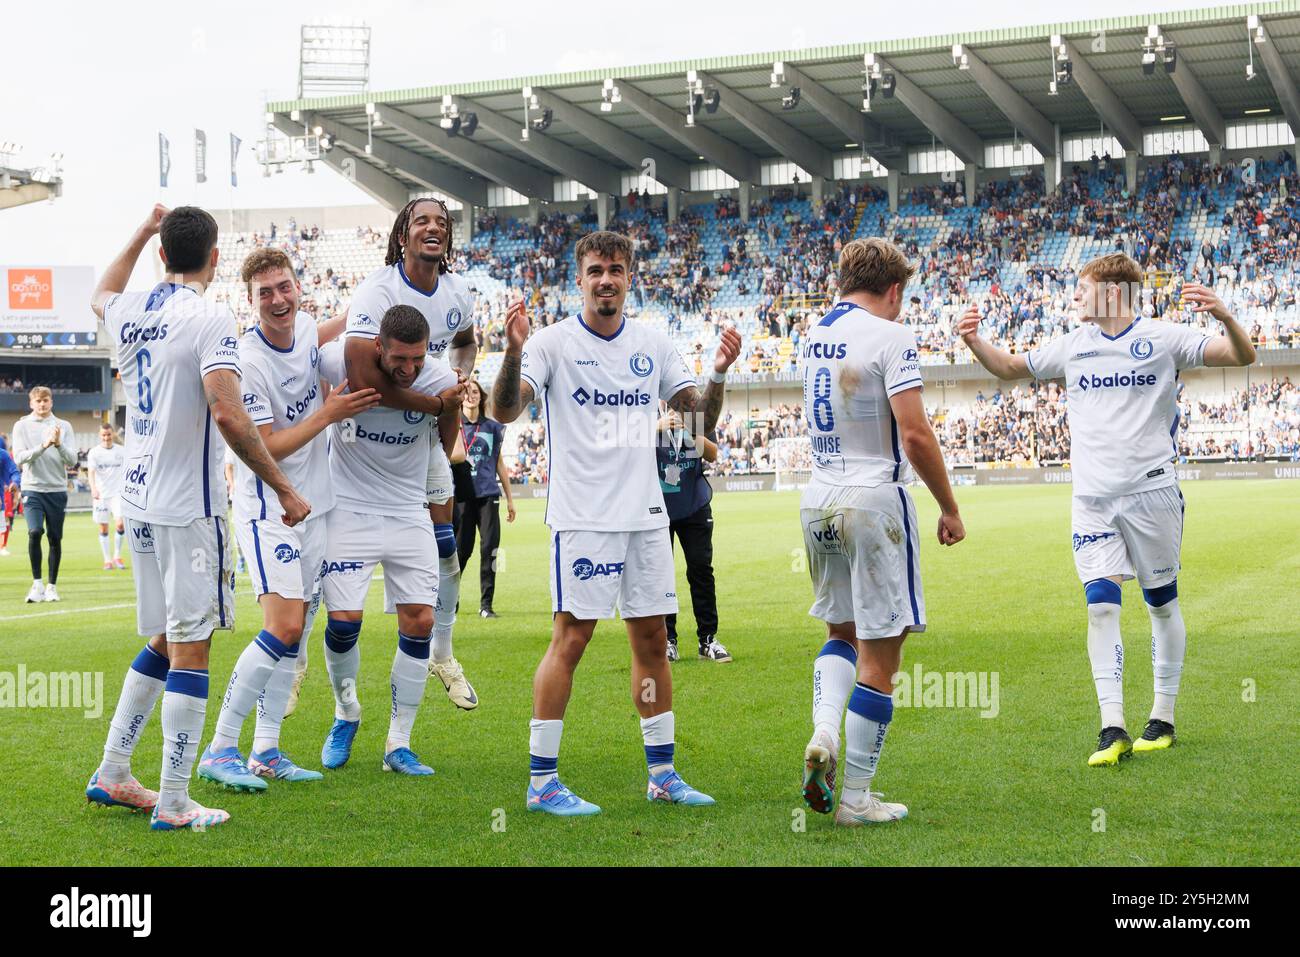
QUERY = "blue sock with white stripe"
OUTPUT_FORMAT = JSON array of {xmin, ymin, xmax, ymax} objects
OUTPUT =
[
  {"xmin": 211, "ymin": 630, "xmax": 290, "ymax": 751},
  {"xmin": 529, "ymin": 718, "xmax": 563, "ymax": 789},
  {"xmin": 324, "ymin": 618, "xmax": 362, "ymax": 721},
  {"xmin": 641, "ymin": 711, "xmax": 675, "ymax": 775},
  {"xmin": 387, "ymin": 631, "xmax": 431, "ymax": 752},
  {"xmin": 98, "ymin": 643, "xmax": 170, "ymax": 781},
  {"xmin": 843, "ymin": 683, "xmax": 893, "ymax": 804},
  {"xmin": 813, "ymin": 638, "xmax": 857, "ymax": 749},
  {"xmin": 159, "ymin": 669, "xmax": 209, "ymax": 810}
]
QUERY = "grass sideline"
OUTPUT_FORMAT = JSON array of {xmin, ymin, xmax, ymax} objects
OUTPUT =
[{"xmin": 0, "ymin": 483, "xmax": 1296, "ymax": 866}]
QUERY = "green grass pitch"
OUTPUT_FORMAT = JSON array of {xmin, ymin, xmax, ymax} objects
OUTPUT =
[{"xmin": 0, "ymin": 482, "xmax": 1296, "ymax": 866}]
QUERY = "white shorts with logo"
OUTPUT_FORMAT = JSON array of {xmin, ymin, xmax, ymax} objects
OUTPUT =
[
  {"xmin": 321, "ymin": 508, "xmax": 438, "ymax": 612},
  {"xmin": 426, "ymin": 436, "xmax": 453, "ymax": 505},
  {"xmin": 234, "ymin": 511, "xmax": 328, "ymax": 602},
  {"xmin": 801, "ymin": 484, "xmax": 926, "ymax": 641},
  {"xmin": 128, "ymin": 516, "xmax": 235, "ymax": 643},
  {"xmin": 550, "ymin": 527, "xmax": 678, "ymax": 620},
  {"xmin": 1071, "ymin": 485, "xmax": 1184, "ymax": 588},
  {"xmin": 92, "ymin": 494, "xmax": 124, "ymax": 525}
]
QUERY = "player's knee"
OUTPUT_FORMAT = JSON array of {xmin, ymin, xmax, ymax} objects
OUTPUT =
[
  {"xmin": 1142, "ymin": 580, "xmax": 1178, "ymax": 612},
  {"xmin": 403, "ymin": 607, "xmax": 434, "ymax": 636},
  {"xmin": 324, "ymin": 617, "xmax": 362, "ymax": 653},
  {"xmin": 27, "ymin": 529, "xmax": 42, "ymax": 545},
  {"xmin": 434, "ymin": 523, "xmax": 457, "ymax": 559},
  {"xmin": 271, "ymin": 621, "xmax": 303, "ymax": 647}
]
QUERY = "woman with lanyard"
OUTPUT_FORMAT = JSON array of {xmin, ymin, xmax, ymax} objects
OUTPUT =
[{"xmin": 451, "ymin": 379, "xmax": 516, "ymax": 618}]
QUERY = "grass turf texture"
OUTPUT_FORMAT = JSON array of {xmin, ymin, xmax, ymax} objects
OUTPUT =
[{"xmin": 0, "ymin": 482, "xmax": 1296, "ymax": 866}]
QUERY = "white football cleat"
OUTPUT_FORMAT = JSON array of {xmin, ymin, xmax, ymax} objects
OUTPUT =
[
  {"xmin": 25, "ymin": 581, "xmax": 44, "ymax": 603},
  {"xmin": 43, "ymin": 583, "xmax": 60, "ymax": 602},
  {"xmin": 429, "ymin": 656, "xmax": 478, "ymax": 710},
  {"xmin": 834, "ymin": 791, "xmax": 908, "ymax": 826}
]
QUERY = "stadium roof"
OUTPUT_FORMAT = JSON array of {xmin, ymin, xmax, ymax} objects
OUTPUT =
[{"xmin": 269, "ymin": 1, "xmax": 1300, "ymax": 209}]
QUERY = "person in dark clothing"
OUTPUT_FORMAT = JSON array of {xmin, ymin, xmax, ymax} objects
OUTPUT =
[
  {"xmin": 452, "ymin": 380, "xmax": 516, "ymax": 617},
  {"xmin": 656, "ymin": 409, "xmax": 731, "ymax": 663}
]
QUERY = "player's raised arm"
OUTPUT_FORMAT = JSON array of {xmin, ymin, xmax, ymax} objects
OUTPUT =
[
  {"xmin": 343, "ymin": 335, "xmax": 445, "ymax": 416},
  {"xmin": 258, "ymin": 377, "xmax": 381, "ymax": 461},
  {"xmin": 668, "ymin": 325, "xmax": 741, "ymax": 437},
  {"xmin": 490, "ymin": 299, "xmax": 535, "ymax": 424},
  {"xmin": 889, "ymin": 386, "xmax": 965, "ymax": 546},
  {"xmin": 956, "ymin": 303, "xmax": 1030, "ymax": 380},
  {"xmin": 92, "ymin": 204, "xmax": 167, "ymax": 319},
  {"xmin": 1180, "ymin": 283, "xmax": 1257, "ymax": 367},
  {"xmin": 202, "ymin": 369, "xmax": 310, "ymax": 527}
]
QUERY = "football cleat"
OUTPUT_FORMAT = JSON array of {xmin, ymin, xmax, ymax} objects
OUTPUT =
[
  {"xmin": 196, "ymin": 745, "xmax": 268, "ymax": 792},
  {"xmin": 103, "ymin": 561, "xmax": 115, "ymax": 571},
  {"xmin": 666, "ymin": 639, "xmax": 679, "ymax": 663},
  {"xmin": 382, "ymin": 747, "xmax": 434, "ymax": 776},
  {"xmin": 802, "ymin": 729, "xmax": 839, "ymax": 815},
  {"xmin": 1132, "ymin": 718, "xmax": 1176, "ymax": 753},
  {"xmin": 25, "ymin": 581, "xmax": 43, "ymax": 603},
  {"xmin": 284, "ymin": 665, "xmax": 307, "ymax": 718},
  {"xmin": 647, "ymin": 767, "xmax": 715, "ymax": 806},
  {"xmin": 479, "ymin": 608, "xmax": 499, "ymax": 619},
  {"xmin": 43, "ymin": 583, "xmax": 60, "ymax": 602},
  {"xmin": 0, "ymin": 547, "xmax": 10, "ymax": 556},
  {"xmin": 321, "ymin": 718, "xmax": 360, "ymax": 769},
  {"xmin": 834, "ymin": 791, "xmax": 908, "ymax": 826},
  {"xmin": 527, "ymin": 779, "xmax": 601, "ymax": 816},
  {"xmin": 85, "ymin": 771, "xmax": 158, "ymax": 811},
  {"xmin": 698, "ymin": 637, "xmax": 732, "ymax": 662},
  {"xmin": 1088, "ymin": 726, "xmax": 1134, "ymax": 767},
  {"xmin": 150, "ymin": 799, "xmax": 231, "ymax": 831},
  {"xmin": 430, "ymin": 656, "xmax": 478, "ymax": 710},
  {"xmin": 114, "ymin": 558, "xmax": 127, "ymax": 570},
  {"xmin": 249, "ymin": 748, "xmax": 323, "ymax": 782}
]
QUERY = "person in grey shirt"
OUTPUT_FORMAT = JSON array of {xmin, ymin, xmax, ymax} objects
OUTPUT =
[{"xmin": 11, "ymin": 385, "xmax": 78, "ymax": 602}]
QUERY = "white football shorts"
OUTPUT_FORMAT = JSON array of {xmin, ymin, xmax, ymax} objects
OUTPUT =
[
  {"xmin": 802, "ymin": 484, "xmax": 926, "ymax": 641},
  {"xmin": 92, "ymin": 494, "xmax": 124, "ymax": 525},
  {"xmin": 321, "ymin": 508, "xmax": 438, "ymax": 612},
  {"xmin": 129, "ymin": 516, "xmax": 235, "ymax": 643},
  {"xmin": 1071, "ymin": 485, "xmax": 1184, "ymax": 588},
  {"xmin": 234, "ymin": 511, "xmax": 328, "ymax": 602},
  {"xmin": 550, "ymin": 527, "xmax": 678, "ymax": 620}
]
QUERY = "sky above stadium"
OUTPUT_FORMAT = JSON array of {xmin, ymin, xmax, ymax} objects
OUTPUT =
[{"xmin": 2, "ymin": 0, "xmax": 1228, "ymax": 282}]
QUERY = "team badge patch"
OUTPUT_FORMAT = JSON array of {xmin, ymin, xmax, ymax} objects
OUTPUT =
[
  {"xmin": 629, "ymin": 352, "xmax": 654, "ymax": 377},
  {"xmin": 1130, "ymin": 337, "xmax": 1154, "ymax": 360}
]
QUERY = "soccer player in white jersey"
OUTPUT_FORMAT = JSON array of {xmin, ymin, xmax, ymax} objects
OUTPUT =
[
  {"xmin": 317, "ymin": 305, "xmax": 465, "ymax": 775},
  {"xmin": 329, "ymin": 198, "xmax": 480, "ymax": 711},
  {"xmin": 197, "ymin": 248, "xmax": 379, "ymax": 791},
  {"xmin": 86, "ymin": 205, "xmax": 310, "ymax": 831},
  {"xmin": 958, "ymin": 253, "xmax": 1256, "ymax": 766},
  {"xmin": 88, "ymin": 424, "xmax": 127, "ymax": 570},
  {"xmin": 492, "ymin": 231, "xmax": 742, "ymax": 816},
  {"xmin": 797, "ymin": 239, "xmax": 966, "ymax": 827}
]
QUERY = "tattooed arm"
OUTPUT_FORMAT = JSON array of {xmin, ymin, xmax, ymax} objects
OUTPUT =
[{"xmin": 490, "ymin": 300, "xmax": 535, "ymax": 424}]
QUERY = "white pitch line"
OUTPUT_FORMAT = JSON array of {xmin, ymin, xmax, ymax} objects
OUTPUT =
[{"xmin": 0, "ymin": 602, "xmax": 137, "ymax": 622}]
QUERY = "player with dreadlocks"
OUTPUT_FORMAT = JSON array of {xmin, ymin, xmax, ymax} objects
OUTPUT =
[{"xmin": 314, "ymin": 197, "xmax": 481, "ymax": 774}]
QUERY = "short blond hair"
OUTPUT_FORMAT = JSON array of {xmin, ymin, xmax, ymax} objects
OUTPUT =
[
  {"xmin": 838, "ymin": 238, "xmax": 916, "ymax": 297},
  {"xmin": 29, "ymin": 385, "xmax": 51, "ymax": 401},
  {"xmin": 1079, "ymin": 252, "xmax": 1143, "ymax": 287},
  {"xmin": 240, "ymin": 247, "xmax": 295, "ymax": 285}
]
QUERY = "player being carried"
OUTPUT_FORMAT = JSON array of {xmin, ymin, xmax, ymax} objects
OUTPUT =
[
  {"xmin": 797, "ymin": 238, "xmax": 965, "ymax": 826},
  {"xmin": 317, "ymin": 305, "xmax": 466, "ymax": 776},
  {"xmin": 88, "ymin": 423, "xmax": 127, "ymax": 571},
  {"xmin": 491, "ymin": 230, "xmax": 742, "ymax": 816},
  {"xmin": 957, "ymin": 253, "xmax": 1256, "ymax": 765},
  {"xmin": 197, "ymin": 247, "xmax": 379, "ymax": 792},
  {"xmin": 86, "ymin": 205, "xmax": 310, "ymax": 831},
  {"xmin": 319, "ymin": 197, "xmax": 480, "ymax": 711}
]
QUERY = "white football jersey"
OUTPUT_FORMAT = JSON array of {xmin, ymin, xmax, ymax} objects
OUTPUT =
[
  {"xmin": 232, "ymin": 313, "xmax": 335, "ymax": 523},
  {"xmin": 103, "ymin": 283, "xmax": 241, "ymax": 526},
  {"xmin": 520, "ymin": 314, "xmax": 696, "ymax": 532},
  {"xmin": 318, "ymin": 340, "xmax": 456, "ymax": 517},
  {"xmin": 799, "ymin": 301, "xmax": 924, "ymax": 507},
  {"xmin": 344, "ymin": 263, "xmax": 475, "ymax": 362},
  {"xmin": 1027, "ymin": 317, "xmax": 1210, "ymax": 497},
  {"xmin": 86, "ymin": 444, "xmax": 126, "ymax": 498}
]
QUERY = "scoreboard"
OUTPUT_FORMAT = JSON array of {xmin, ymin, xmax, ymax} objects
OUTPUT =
[{"xmin": 1, "ymin": 266, "xmax": 96, "ymax": 346}]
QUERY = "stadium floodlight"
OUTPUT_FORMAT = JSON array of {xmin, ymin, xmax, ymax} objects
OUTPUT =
[
  {"xmin": 1049, "ymin": 80, "xmax": 1059, "ymax": 96},
  {"xmin": 531, "ymin": 107, "xmax": 553, "ymax": 133},
  {"xmin": 703, "ymin": 87, "xmax": 720, "ymax": 113},
  {"xmin": 781, "ymin": 87, "xmax": 801, "ymax": 110},
  {"xmin": 312, "ymin": 124, "xmax": 323, "ymax": 136},
  {"xmin": 881, "ymin": 72, "xmax": 896, "ymax": 98},
  {"xmin": 461, "ymin": 112, "xmax": 478, "ymax": 136},
  {"xmin": 1141, "ymin": 50, "xmax": 1157, "ymax": 75},
  {"xmin": 1249, "ymin": 14, "xmax": 1265, "ymax": 43},
  {"xmin": 372, "ymin": 110, "xmax": 383, "ymax": 127},
  {"xmin": 770, "ymin": 61, "xmax": 785, "ymax": 88},
  {"xmin": 1246, "ymin": 61, "xmax": 1257, "ymax": 81},
  {"xmin": 365, "ymin": 101, "xmax": 376, "ymax": 115},
  {"xmin": 687, "ymin": 69, "xmax": 698, "ymax": 85},
  {"xmin": 439, "ymin": 93, "xmax": 460, "ymax": 131},
  {"xmin": 601, "ymin": 78, "xmax": 621, "ymax": 112},
  {"xmin": 520, "ymin": 127, "xmax": 530, "ymax": 141},
  {"xmin": 952, "ymin": 44, "xmax": 969, "ymax": 70},
  {"xmin": 264, "ymin": 111, "xmax": 274, "ymax": 123},
  {"xmin": 290, "ymin": 110, "xmax": 301, "ymax": 121},
  {"xmin": 1162, "ymin": 42, "xmax": 1177, "ymax": 74}
]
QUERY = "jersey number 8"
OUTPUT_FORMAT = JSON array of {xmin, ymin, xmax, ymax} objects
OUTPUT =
[{"xmin": 809, "ymin": 366, "xmax": 835, "ymax": 432}]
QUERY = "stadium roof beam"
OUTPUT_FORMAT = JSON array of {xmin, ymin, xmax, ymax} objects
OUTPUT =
[
  {"xmin": 1061, "ymin": 38, "xmax": 1143, "ymax": 152},
  {"xmin": 777, "ymin": 61, "xmax": 905, "ymax": 170},
  {"xmin": 1255, "ymin": 19, "xmax": 1300, "ymax": 142},
  {"xmin": 872, "ymin": 57, "xmax": 984, "ymax": 167},
  {"xmin": 378, "ymin": 105, "xmax": 553, "ymax": 200},
  {"xmin": 1160, "ymin": 31, "xmax": 1226, "ymax": 146},
  {"xmin": 956, "ymin": 46, "xmax": 1056, "ymax": 158},
  {"xmin": 456, "ymin": 97, "xmax": 623, "ymax": 196},
  {"xmin": 615, "ymin": 80, "xmax": 760, "ymax": 184},
  {"xmin": 284, "ymin": 114, "xmax": 488, "ymax": 208},
  {"xmin": 530, "ymin": 88, "xmax": 693, "ymax": 191},
  {"xmin": 696, "ymin": 72, "xmax": 834, "ymax": 180}
]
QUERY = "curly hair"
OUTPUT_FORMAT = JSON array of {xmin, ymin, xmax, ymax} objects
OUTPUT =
[{"xmin": 385, "ymin": 197, "xmax": 453, "ymax": 274}]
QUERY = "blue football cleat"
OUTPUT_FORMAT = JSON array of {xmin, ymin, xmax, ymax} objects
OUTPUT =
[
  {"xmin": 382, "ymin": 747, "xmax": 435, "ymax": 776},
  {"xmin": 196, "ymin": 745, "xmax": 268, "ymax": 792},
  {"xmin": 249, "ymin": 748, "xmax": 323, "ymax": 782},
  {"xmin": 526, "ymin": 779, "xmax": 602, "ymax": 816},
  {"xmin": 647, "ymin": 767, "xmax": 715, "ymax": 806},
  {"xmin": 321, "ymin": 718, "xmax": 360, "ymax": 769}
]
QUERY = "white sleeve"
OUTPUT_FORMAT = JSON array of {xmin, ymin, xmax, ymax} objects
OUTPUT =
[
  {"xmin": 344, "ymin": 281, "xmax": 386, "ymax": 340},
  {"xmin": 1165, "ymin": 322, "xmax": 1211, "ymax": 371},
  {"xmin": 518, "ymin": 330, "xmax": 551, "ymax": 397},
  {"xmin": 240, "ymin": 359, "xmax": 274, "ymax": 426},
  {"xmin": 1026, "ymin": 331, "xmax": 1072, "ymax": 381},
  {"xmin": 196, "ymin": 306, "xmax": 241, "ymax": 377},
  {"xmin": 881, "ymin": 330, "xmax": 924, "ymax": 396},
  {"xmin": 658, "ymin": 336, "xmax": 696, "ymax": 404},
  {"xmin": 100, "ymin": 291, "xmax": 147, "ymax": 338}
]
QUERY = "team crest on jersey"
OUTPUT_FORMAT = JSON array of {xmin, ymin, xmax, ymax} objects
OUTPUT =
[
  {"xmin": 1130, "ymin": 338, "xmax": 1154, "ymax": 360},
  {"xmin": 629, "ymin": 352, "xmax": 654, "ymax": 378},
  {"xmin": 446, "ymin": 307, "xmax": 462, "ymax": 331},
  {"xmin": 404, "ymin": 410, "xmax": 426, "ymax": 424}
]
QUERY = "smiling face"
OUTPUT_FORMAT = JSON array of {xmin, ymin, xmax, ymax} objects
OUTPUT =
[
  {"xmin": 377, "ymin": 336, "xmax": 426, "ymax": 388},
  {"xmin": 404, "ymin": 200, "xmax": 450, "ymax": 268},
  {"xmin": 248, "ymin": 266, "xmax": 300, "ymax": 333},
  {"xmin": 578, "ymin": 251, "xmax": 629, "ymax": 320},
  {"xmin": 99, "ymin": 425, "xmax": 114, "ymax": 448}
]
